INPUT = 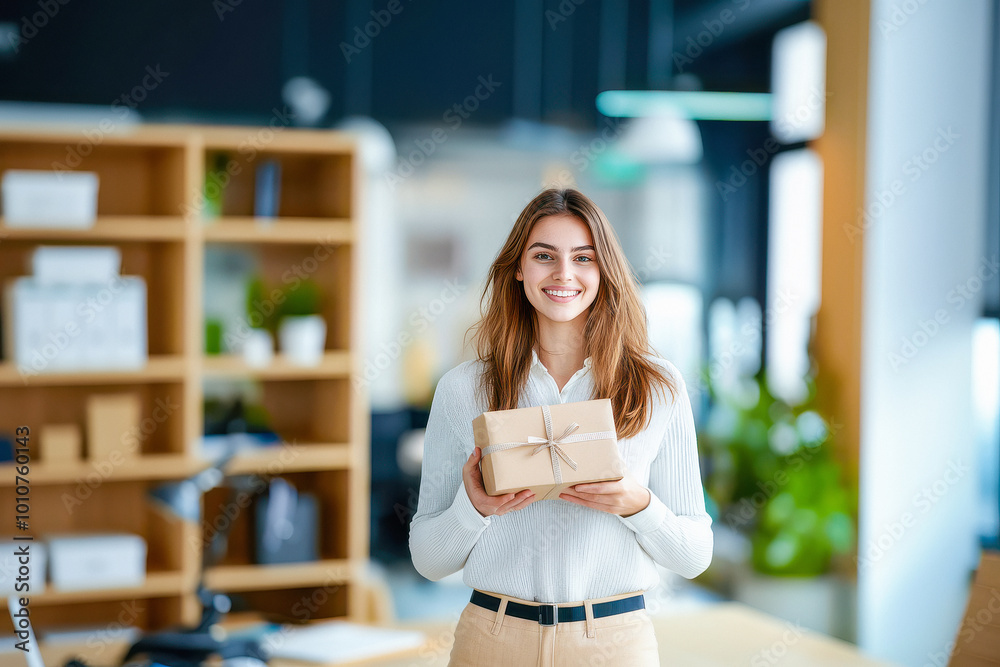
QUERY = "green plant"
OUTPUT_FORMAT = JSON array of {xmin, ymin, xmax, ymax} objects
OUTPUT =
[
  {"xmin": 279, "ymin": 279, "xmax": 322, "ymax": 318},
  {"xmin": 245, "ymin": 275, "xmax": 323, "ymax": 335},
  {"xmin": 205, "ymin": 318, "xmax": 223, "ymax": 355},
  {"xmin": 203, "ymin": 152, "xmax": 229, "ymax": 219},
  {"xmin": 245, "ymin": 275, "xmax": 275, "ymax": 333},
  {"xmin": 699, "ymin": 371, "xmax": 856, "ymax": 576}
]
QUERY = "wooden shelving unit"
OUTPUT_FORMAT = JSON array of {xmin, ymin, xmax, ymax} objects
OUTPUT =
[{"xmin": 0, "ymin": 125, "xmax": 369, "ymax": 645}]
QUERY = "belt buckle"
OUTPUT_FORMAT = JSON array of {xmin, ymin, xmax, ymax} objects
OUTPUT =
[{"xmin": 537, "ymin": 603, "xmax": 558, "ymax": 626}]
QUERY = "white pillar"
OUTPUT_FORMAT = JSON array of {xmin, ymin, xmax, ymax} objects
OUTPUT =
[{"xmin": 858, "ymin": 1, "xmax": 995, "ymax": 663}]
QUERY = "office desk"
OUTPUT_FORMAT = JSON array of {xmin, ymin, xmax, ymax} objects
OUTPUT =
[{"xmin": 270, "ymin": 602, "xmax": 897, "ymax": 666}]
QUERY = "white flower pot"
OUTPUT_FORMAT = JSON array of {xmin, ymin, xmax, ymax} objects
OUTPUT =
[
  {"xmin": 242, "ymin": 328, "xmax": 274, "ymax": 367},
  {"xmin": 279, "ymin": 315, "xmax": 326, "ymax": 366}
]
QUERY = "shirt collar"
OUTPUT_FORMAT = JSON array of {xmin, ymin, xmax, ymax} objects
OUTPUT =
[{"xmin": 530, "ymin": 348, "xmax": 593, "ymax": 372}]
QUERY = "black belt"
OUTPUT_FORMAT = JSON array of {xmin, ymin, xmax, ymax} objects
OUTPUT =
[{"xmin": 470, "ymin": 590, "xmax": 644, "ymax": 626}]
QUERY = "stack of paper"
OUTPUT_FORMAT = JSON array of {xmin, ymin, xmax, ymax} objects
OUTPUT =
[{"xmin": 264, "ymin": 621, "xmax": 426, "ymax": 664}]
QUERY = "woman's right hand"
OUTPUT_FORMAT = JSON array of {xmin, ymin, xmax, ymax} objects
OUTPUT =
[{"xmin": 463, "ymin": 447, "xmax": 535, "ymax": 517}]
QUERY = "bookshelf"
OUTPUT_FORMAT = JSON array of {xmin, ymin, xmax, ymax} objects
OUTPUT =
[{"xmin": 0, "ymin": 125, "xmax": 369, "ymax": 651}]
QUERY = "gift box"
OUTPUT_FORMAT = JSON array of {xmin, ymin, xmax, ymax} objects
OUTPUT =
[{"xmin": 473, "ymin": 399, "xmax": 625, "ymax": 500}]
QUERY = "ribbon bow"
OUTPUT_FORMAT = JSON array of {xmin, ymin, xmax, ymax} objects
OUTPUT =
[
  {"xmin": 481, "ymin": 404, "xmax": 615, "ymax": 484},
  {"xmin": 526, "ymin": 418, "xmax": 581, "ymax": 476}
]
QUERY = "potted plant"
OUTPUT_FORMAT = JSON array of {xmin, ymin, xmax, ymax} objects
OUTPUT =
[
  {"xmin": 276, "ymin": 279, "xmax": 326, "ymax": 366},
  {"xmin": 240, "ymin": 275, "xmax": 275, "ymax": 366},
  {"xmin": 699, "ymin": 370, "xmax": 857, "ymax": 639}
]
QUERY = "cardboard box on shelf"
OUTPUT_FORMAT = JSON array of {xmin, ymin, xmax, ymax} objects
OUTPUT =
[
  {"xmin": 39, "ymin": 423, "xmax": 83, "ymax": 466},
  {"xmin": 86, "ymin": 393, "xmax": 141, "ymax": 460}
]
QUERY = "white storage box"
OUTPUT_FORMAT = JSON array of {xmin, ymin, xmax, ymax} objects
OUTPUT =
[
  {"xmin": 45, "ymin": 533, "xmax": 146, "ymax": 591},
  {"xmin": 31, "ymin": 246, "xmax": 122, "ymax": 286},
  {"xmin": 0, "ymin": 539, "xmax": 46, "ymax": 595},
  {"xmin": 3, "ymin": 277, "xmax": 148, "ymax": 373},
  {"xmin": 2, "ymin": 170, "xmax": 99, "ymax": 228}
]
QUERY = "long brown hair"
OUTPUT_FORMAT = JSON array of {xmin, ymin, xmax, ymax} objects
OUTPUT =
[{"xmin": 466, "ymin": 188, "xmax": 677, "ymax": 440}]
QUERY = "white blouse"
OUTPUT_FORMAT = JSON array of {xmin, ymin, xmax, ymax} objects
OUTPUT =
[{"xmin": 408, "ymin": 349, "xmax": 714, "ymax": 603}]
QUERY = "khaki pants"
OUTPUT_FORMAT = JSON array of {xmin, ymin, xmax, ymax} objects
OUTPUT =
[{"xmin": 448, "ymin": 589, "xmax": 659, "ymax": 667}]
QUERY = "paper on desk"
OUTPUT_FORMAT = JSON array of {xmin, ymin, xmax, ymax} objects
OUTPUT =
[{"xmin": 266, "ymin": 621, "xmax": 426, "ymax": 663}]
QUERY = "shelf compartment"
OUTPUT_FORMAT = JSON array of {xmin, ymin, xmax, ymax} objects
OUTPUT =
[
  {"xmin": 254, "ymin": 378, "xmax": 353, "ymax": 444},
  {"xmin": 204, "ymin": 558, "xmax": 355, "ymax": 592},
  {"xmin": 201, "ymin": 217, "xmax": 354, "ymax": 244},
  {"xmin": 234, "ymin": 242, "xmax": 354, "ymax": 351},
  {"xmin": 0, "ymin": 481, "xmax": 192, "ymax": 574},
  {"xmin": 0, "ymin": 216, "xmax": 189, "ymax": 241},
  {"xmin": 0, "ymin": 140, "xmax": 188, "ymax": 216},
  {"xmin": 203, "ymin": 149, "xmax": 354, "ymax": 219},
  {"xmin": 0, "ymin": 381, "xmax": 187, "ymax": 456},
  {"xmin": 202, "ymin": 469, "xmax": 352, "ymax": 570},
  {"xmin": 229, "ymin": 584, "xmax": 350, "ymax": 623},
  {"xmin": 0, "ymin": 239, "xmax": 190, "ymax": 358}
]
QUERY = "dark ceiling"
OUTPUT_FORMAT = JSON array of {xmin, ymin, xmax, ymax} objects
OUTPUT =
[{"xmin": 0, "ymin": 0, "xmax": 811, "ymax": 129}]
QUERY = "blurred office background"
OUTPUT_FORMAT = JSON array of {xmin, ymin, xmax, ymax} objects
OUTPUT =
[{"xmin": 0, "ymin": 1, "xmax": 998, "ymax": 665}]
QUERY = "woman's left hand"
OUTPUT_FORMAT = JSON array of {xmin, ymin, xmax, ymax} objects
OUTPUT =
[{"xmin": 559, "ymin": 469, "xmax": 651, "ymax": 517}]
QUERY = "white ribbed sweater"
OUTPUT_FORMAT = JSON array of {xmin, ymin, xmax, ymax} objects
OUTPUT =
[{"xmin": 408, "ymin": 349, "xmax": 713, "ymax": 603}]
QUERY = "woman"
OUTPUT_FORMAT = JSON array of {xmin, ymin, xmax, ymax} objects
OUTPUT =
[{"xmin": 409, "ymin": 188, "xmax": 713, "ymax": 666}]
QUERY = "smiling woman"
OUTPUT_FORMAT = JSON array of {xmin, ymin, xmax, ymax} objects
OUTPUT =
[
  {"xmin": 514, "ymin": 213, "xmax": 601, "ymax": 385},
  {"xmin": 408, "ymin": 188, "xmax": 714, "ymax": 667}
]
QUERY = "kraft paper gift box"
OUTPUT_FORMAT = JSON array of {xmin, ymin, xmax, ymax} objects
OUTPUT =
[{"xmin": 473, "ymin": 398, "xmax": 625, "ymax": 501}]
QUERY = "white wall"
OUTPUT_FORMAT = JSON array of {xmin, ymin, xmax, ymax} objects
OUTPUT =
[{"xmin": 858, "ymin": 1, "xmax": 995, "ymax": 663}]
